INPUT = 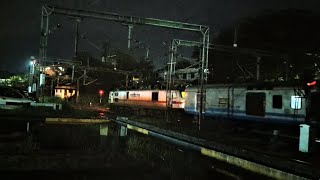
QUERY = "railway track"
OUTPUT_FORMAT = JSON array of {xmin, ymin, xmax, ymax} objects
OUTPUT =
[
  {"xmin": 108, "ymin": 117, "xmax": 319, "ymax": 180},
  {"xmin": 0, "ymin": 108, "xmax": 319, "ymax": 179}
]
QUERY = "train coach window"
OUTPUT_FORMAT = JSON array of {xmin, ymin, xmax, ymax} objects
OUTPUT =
[
  {"xmin": 291, "ymin": 96, "xmax": 302, "ymax": 110},
  {"xmin": 272, "ymin": 95, "xmax": 282, "ymax": 109},
  {"xmin": 246, "ymin": 92, "xmax": 266, "ymax": 116},
  {"xmin": 219, "ymin": 98, "xmax": 228, "ymax": 104},
  {"xmin": 114, "ymin": 92, "xmax": 118, "ymax": 96},
  {"xmin": 152, "ymin": 92, "xmax": 159, "ymax": 101}
]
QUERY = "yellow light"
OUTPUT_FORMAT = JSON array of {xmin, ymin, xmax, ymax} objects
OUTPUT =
[{"xmin": 181, "ymin": 91, "xmax": 186, "ymax": 98}]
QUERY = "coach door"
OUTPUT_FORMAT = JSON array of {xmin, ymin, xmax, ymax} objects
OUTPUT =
[
  {"xmin": 196, "ymin": 92, "xmax": 206, "ymax": 113},
  {"xmin": 246, "ymin": 92, "xmax": 266, "ymax": 116},
  {"xmin": 109, "ymin": 92, "xmax": 114, "ymax": 103}
]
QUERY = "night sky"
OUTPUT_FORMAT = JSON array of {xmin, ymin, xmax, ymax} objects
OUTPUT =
[{"xmin": 1, "ymin": 0, "xmax": 320, "ymax": 72}]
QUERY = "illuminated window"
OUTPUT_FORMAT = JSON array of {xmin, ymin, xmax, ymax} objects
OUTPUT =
[
  {"xmin": 291, "ymin": 96, "xmax": 302, "ymax": 110},
  {"xmin": 272, "ymin": 95, "xmax": 282, "ymax": 109}
]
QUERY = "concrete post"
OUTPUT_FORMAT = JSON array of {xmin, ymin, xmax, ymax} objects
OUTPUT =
[
  {"xmin": 120, "ymin": 126, "xmax": 128, "ymax": 137},
  {"xmin": 100, "ymin": 124, "xmax": 109, "ymax": 147},
  {"xmin": 100, "ymin": 124, "xmax": 109, "ymax": 136},
  {"xmin": 299, "ymin": 124, "xmax": 310, "ymax": 153}
]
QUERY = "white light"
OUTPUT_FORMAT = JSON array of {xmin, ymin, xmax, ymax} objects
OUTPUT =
[
  {"xmin": 29, "ymin": 60, "xmax": 36, "ymax": 66},
  {"xmin": 58, "ymin": 67, "xmax": 64, "ymax": 71},
  {"xmin": 291, "ymin": 96, "xmax": 302, "ymax": 110}
]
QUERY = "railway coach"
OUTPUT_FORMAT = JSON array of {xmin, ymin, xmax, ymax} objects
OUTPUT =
[
  {"xmin": 108, "ymin": 90, "xmax": 185, "ymax": 111},
  {"xmin": 184, "ymin": 84, "xmax": 309, "ymax": 124}
]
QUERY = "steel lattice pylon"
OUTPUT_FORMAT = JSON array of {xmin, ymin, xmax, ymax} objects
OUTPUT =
[{"xmin": 165, "ymin": 37, "xmax": 210, "ymax": 130}]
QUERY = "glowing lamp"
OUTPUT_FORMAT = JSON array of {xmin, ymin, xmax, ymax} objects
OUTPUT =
[
  {"xmin": 99, "ymin": 90, "xmax": 104, "ymax": 96},
  {"xmin": 307, "ymin": 81, "xmax": 316, "ymax": 86}
]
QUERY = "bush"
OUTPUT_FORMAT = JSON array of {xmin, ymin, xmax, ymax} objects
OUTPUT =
[{"xmin": 41, "ymin": 96, "xmax": 64, "ymax": 103}]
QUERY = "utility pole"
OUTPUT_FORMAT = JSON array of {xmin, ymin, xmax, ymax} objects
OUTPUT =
[
  {"xmin": 74, "ymin": 18, "xmax": 81, "ymax": 57},
  {"xmin": 256, "ymin": 56, "xmax": 261, "ymax": 81},
  {"xmin": 145, "ymin": 47, "xmax": 150, "ymax": 60},
  {"xmin": 166, "ymin": 41, "xmax": 177, "ymax": 122},
  {"xmin": 233, "ymin": 27, "xmax": 238, "ymax": 48},
  {"xmin": 76, "ymin": 78, "xmax": 80, "ymax": 103},
  {"xmin": 126, "ymin": 74, "xmax": 129, "ymax": 89},
  {"xmin": 284, "ymin": 61, "xmax": 288, "ymax": 81},
  {"xmin": 127, "ymin": 25, "xmax": 133, "ymax": 49}
]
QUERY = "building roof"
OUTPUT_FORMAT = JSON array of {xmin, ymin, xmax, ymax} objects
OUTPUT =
[{"xmin": 55, "ymin": 85, "xmax": 76, "ymax": 90}]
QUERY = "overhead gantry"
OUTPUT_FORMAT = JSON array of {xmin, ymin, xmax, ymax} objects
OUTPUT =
[{"xmin": 39, "ymin": 5, "xmax": 210, "ymax": 126}]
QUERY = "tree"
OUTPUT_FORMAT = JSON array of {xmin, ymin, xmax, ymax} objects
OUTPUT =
[
  {"xmin": 0, "ymin": 74, "xmax": 28, "ymax": 87},
  {"xmin": 212, "ymin": 9, "xmax": 320, "ymax": 83}
]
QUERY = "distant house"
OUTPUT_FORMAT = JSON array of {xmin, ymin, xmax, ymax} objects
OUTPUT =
[
  {"xmin": 54, "ymin": 85, "xmax": 76, "ymax": 99},
  {"xmin": 157, "ymin": 68, "xmax": 199, "ymax": 82},
  {"xmin": 175, "ymin": 68, "xmax": 199, "ymax": 82}
]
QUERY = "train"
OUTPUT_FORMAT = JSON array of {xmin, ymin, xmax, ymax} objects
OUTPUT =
[
  {"xmin": 108, "ymin": 81, "xmax": 320, "ymax": 124},
  {"xmin": 108, "ymin": 89, "xmax": 185, "ymax": 110}
]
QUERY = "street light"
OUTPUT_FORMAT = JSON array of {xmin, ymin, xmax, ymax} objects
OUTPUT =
[
  {"xmin": 29, "ymin": 60, "xmax": 36, "ymax": 66},
  {"xmin": 28, "ymin": 58, "xmax": 37, "ymax": 93}
]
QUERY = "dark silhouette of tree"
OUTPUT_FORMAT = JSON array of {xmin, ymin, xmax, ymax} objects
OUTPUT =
[{"xmin": 211, "ymin": 9, "xmax": 320, "ymax": 83}]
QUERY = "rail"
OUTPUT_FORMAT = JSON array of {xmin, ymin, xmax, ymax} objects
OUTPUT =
[
  {"xmin": 2, "ymin": 114, "xmax": 318, "ymax": 179},
  {"xmin": 111, "ymin": 117, "xmax": 318, "ymax": 180}
]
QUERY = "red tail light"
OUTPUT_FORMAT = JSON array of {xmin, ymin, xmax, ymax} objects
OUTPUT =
[{"xmin": 307, "ymin": 81, "xmax": 316, "ymax": 86}]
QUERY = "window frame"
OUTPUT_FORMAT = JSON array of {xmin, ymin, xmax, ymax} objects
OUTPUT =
[
  {"xmin": 272, "ymin": 95, "xmax": 283, "ymax": 109},
  {"xmin": 291, "ymin": 96, "xmax": 302, "ymax": 110}
]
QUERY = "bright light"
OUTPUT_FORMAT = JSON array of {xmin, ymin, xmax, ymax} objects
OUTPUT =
[
  {"xmin": 99, "ymin": 90, "xmax": 104, "ymax": 96},
  {"xmin": 29, "ymin": 60, "xmax": 36, "ymax": 66},
  {"xmin": 58, "ymin": 67, "xmax": 64, "ymax": 71},
  {"xmin": 291, "ymin": 96, "xmax": 302, "ymax": 110},
  {"xmin": 307, "ymin": 81, "xmax": 316, "ymax": 86}
]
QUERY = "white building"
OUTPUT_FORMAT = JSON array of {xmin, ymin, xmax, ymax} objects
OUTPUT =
[{"xmin": 158, "ymin": 68, "xmax": 199, "ymax": 82}]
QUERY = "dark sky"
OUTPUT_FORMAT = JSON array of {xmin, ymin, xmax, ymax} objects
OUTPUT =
[{"xmin": 1, "ymin": 0, "xmax": 320, "ymax": 72}]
